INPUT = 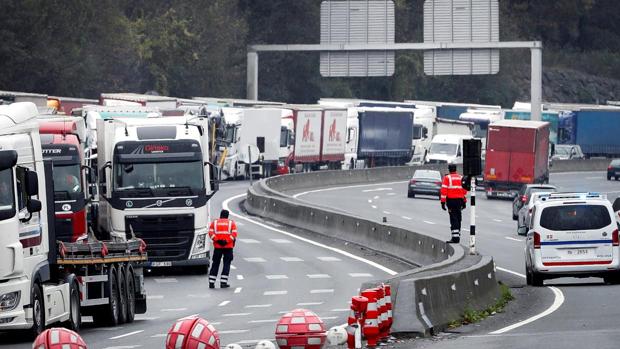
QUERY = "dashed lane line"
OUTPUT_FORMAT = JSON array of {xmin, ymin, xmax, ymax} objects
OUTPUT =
[
  {"xmin": 270, "ymin": 238, "xmax": 292, "ymax": 244},
  {"xmin": 109, "ymin": 330, "xmax": 144, "ymax": 340},
  {"xmin": 150, "ymin": 334, "xmax": 167, "ymax": 338},
  {"xmin": 237, "ymin": 275, "xmax": 244, "ymax": 280},
  {"xmin": 218, "ymin": 300, "xmax": 231, "ymax": 307},
  {"xmin": 230, "ymin": 265, "xmax": 237, "ymax": 270},
  {"xmin": 234, "ymin": 287, "xmax": 242, "ymax": 294},
  {"xmin": 371, "ymin": 205, "xmax": 378, "ymax": 209},
  {"xmin": 280, "ymin": 257, "xmax": 304, "ymax": 262},
  {"xmin": 264, "ymin": 290, "xmax": 288, "ymax": 296},
  {"xmin": 223, "ymin": 194, "xmax": 397, "ymax": 276},
  {"xmin": 402, "ymin": 216, "xmax": 412, "ymax": 220},
  {"xmin": 349, "ymin": 273, "xmax": 373, "ymax": 278},
  {"xmin": 310, "ymin": 289, "xmax": 335, "ymax": 294},
  {"xmin": 266, "ymin": 275, "xmax": 289, "ymax": 280},
  {"xmin": 423, "ymin": 220, "xmax": 436, "ymax": 225},
  {"xmin": 244, "ymin": 257, "xmax": 266, "ymax": 263},
  {"xmin": 505, "ymin": 237, "xmax": 524, "ymax": 242},
  {"xmin": 307, "ymin": 274, "xmax": 331, "ymax": 279},
  {"xmin": 383, "ymin": 211, "xmax": 391, "ymax": 215},
  {"xmin": 330, "ymin": 309, "xmax": 351, "ymax": 312},
  {"xmin": 238, "ymin": 238, "xmax": 261, "ymax": 244},
  {"xmin": 161, "ymin": 308, "xmax": 188, "ymax": 312},
  {"xmin": 317, "ymin": 256, "xmax": 341, "ymax": 262},
  {"xmin": 297, "ymin": 302, "xmax": 324, "ymax": 306},
  {"xmin": 249, "ymin": 319, "xmax": 279, "ymax": 324},
  {"xmin": 362, "ymin": 188, "xmax": 393, "ymax": 192},
  {"xmin": 147, "ymin": 295, "xmax": 164, "ymax": 300},
  {"xmin": 245, "ymin": 304, "xmax": 272, "ymax": 308},
  {"xmin": 373, "ymin": 195, "xmax": 380, "ymax": 200},
  {"xmin": 219, "ymin": 330, "xmax": 250, "ymax": 334},
  {"xmin": 222, "ymin": 313, "xmax": 252, "ymax": 317},
  {"xmin": 493, "ymin": 219, "xmax": 503, "ymax": 222},
  {"xmin": 154, "ymin": 278, "xmax": 177, "ymax": 284}
]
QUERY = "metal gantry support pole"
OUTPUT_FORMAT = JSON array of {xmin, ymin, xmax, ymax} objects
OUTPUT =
[
  {"xmin": 247, "ymin": 51, "xmax": 259, "ymax": 100},
  {"xmin": 530, "ymin": 47, "xmax": 543, "ymax": 121},
  {"xmin": 469, "ymin": 176, "xmax": 477, "ymax": 255}
]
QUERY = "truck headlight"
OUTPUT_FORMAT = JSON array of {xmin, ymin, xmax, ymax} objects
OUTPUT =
[
  {"xmin": 0, "ymin": 291, "xmax": 20, "ymax": 311},
  {"xmin": 193, "ymin": 233, "xmax": 207, "ymax": 253}
]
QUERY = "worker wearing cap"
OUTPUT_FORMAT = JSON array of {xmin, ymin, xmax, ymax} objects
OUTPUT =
[
  {"xmin": 440, "ymin": 164, "xmax": 468, "ymax": 243},
  {"xmin": 208, "ymin": 209, "xmax": 237, "ymax": 289}
]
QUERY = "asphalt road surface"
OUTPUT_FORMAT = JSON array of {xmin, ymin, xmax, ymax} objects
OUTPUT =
[
  {"xmin": 288, "ymin": 171, "xmax": 620, "ymax": 349},
  {"xmin": 0, "ymin": 181, "xmax": 402, "ymax": 349}
]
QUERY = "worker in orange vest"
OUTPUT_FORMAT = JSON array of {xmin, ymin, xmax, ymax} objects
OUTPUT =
[
  {"xmin": 208, "ymin": 209, "xmax": 238, "ymax": 289},
  {"xmin": 440, "ymin": 164, "xmax": 468, "ymax": 243}
]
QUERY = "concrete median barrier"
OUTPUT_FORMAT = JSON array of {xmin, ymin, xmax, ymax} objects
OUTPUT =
[
  {"xmin": 244, "ymin": 164, "xmax": 504, "ymax": 336},
  {"xmin": 550, "ymin": 158, "xmax": 610, "ymax": 173}
]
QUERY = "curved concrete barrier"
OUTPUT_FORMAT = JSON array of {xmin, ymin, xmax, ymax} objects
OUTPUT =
[{"xmin": 244, "ymin": 165, "xmax": 501, "ymax": 336}]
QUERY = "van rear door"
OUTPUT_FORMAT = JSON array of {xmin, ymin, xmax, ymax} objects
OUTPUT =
[{"xmin": 538, "ymin": 204, "xmax": 616, "ymax": 267}]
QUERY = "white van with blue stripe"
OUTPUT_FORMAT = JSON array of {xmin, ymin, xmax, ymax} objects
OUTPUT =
[{"xmin": 525, "ymin": 192, "xmax": 619, "ymax": 286}]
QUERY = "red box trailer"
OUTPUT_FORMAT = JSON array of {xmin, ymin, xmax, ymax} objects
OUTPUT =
[{"xmin": 484, "ymin": 120, "xmax": 550, "ymax": 198}]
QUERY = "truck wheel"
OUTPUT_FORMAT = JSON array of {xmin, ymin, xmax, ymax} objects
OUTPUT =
[
  {"xmin": 608, "ymin": 175, "xmax": 612, "ymax": 180},
  {"xmin": 94, "ymin": 266, "xmax": 120, "ymax": 326},
  {"xmin": 29, "ymin": 285, "xmax": 45, "ymax": 337},
  {"xmin": 117, "ymin": 266, "xmax": 129, "ymax": 324},
  {"xmin": 66, "ymin": 281, "xmax": 82, "ymax": 331},
  {"xmin": 125, "ymin": 266, "xmax": 136, "ymax": 323}
]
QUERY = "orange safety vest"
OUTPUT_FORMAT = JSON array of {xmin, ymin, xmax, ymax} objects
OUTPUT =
[
  {"xmin": 208, "ymin": 219, "xmax": 238, "ymax": 249},
  {"xmin": 440, "ymin": 173, "xmax": 468, "ymax": 203}
]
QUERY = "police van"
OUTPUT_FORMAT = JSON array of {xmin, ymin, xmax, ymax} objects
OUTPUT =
[{"xmin": 525, "ymin": 192, "xmax": 620, "ymax": 286}]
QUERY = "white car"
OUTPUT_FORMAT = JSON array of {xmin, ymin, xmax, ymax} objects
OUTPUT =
[
  {"xmin": 525, "ymin": 193, "xmax": 620, "ymax": 286},
  {"xmin": 517, "ymin": 191, "xmax": 554, "ymax": 236}
]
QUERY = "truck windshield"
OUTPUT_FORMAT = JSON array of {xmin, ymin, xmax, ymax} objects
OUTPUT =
[
  {"xmin": 53, "ymin": 164, "xmax": 82, "ymax": 197},
  {"xmin": 114, "ymin": 161, "xmax": 204, "ymax": 193},
  {"xmin": 280, "ymin": 127, "xmax": 289, "ymax": 147},
  {"xmin": 224, "ymin": 125, "xmax": 236, "ymax": 145},
  {"xmin": 429, "ymin": 143, "xmax": 457, "ymax": 155},
  {"xmin": 0, "ymin": 168, "xmax": 15, "ymax": 220}
]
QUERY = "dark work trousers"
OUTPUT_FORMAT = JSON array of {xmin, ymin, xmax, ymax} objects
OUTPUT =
[
  {"xmin": 209, "ymin": 248, "xmax": 234, "ymax": 286},
  {"xmin": 446, "ymin": 198, "xmax": 464, "ymax": 239}
]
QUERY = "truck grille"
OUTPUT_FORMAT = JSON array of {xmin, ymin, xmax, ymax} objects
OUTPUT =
[
  {"xmin": 427, "ymin": 159, "xmax": 448, "ymax": 164},
  {"xmin": 125, "ymin": 214, "xmax": 194, "ymax": 261}
]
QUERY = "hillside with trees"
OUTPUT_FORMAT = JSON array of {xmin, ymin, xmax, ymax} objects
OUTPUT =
[{"xmin": 1, "ymin": 0, "xmax": 619, "ymax": 106}]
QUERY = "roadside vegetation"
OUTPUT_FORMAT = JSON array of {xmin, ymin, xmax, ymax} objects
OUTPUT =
[{"xmin": 449, "ymin": 283, "xmax": 515, "ymax": 328}]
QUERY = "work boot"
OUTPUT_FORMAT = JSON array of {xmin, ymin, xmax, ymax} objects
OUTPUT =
[
  {"xmin": 209, "ymin": 283, "xmax": 215, "ymax": 289},
  {"xmin": 450, "ymin": 236, "xmax": 460, "ymax": 243},
  {"xmin": 220, "ymin": 283, "xmax": 230, "ymax": 289}
]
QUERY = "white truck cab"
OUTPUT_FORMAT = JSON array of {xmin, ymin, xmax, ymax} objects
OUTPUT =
[
  {"xmin": 425, "ymin": 134, "xmax": 473, "ymax": 164},
  {"xmin": 525, "ymin": 192, "xmax": 620, "ymax": 286}
]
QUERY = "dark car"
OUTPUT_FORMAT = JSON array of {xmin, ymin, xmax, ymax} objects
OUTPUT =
[
  {"xmin": 408, "ymin": 169, "xmax": 442, "ymax": 199},
  {"xmin": 607, "ymin": 159, "xmax": 620, "ymax": 180},
  {"xmin": 512, "ymin": 184, "xmax": 557, "ymax": 220}
]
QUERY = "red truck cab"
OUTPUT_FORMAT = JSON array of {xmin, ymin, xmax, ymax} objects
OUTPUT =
[{"xmin": 39, "ymin": 120, "xmax": 88, "ymax": 242}]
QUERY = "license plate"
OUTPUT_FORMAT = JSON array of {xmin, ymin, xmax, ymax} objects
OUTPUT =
[
  {"xmin": 565, "ymin": 248, "xmax": 591, "ymax": 256},
  {"xmin": 151, "ymin": 261, "xmax": 172, "ymax": 267}
]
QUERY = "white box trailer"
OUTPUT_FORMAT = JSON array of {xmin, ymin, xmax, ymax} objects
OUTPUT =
[
  {"xmin": 0, "ymin": 102, "xmax": 147, "ymax": 336},
  {"xmin": 100, "ymin": 93, "xmax": 178, "ymax": 109}
]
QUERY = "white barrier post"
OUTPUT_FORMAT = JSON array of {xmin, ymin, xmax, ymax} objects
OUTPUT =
[{"xmin": 469, "ymin": 176, "xmax": 476, "ymax": 255}]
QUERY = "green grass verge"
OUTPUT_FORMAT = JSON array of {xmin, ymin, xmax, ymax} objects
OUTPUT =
[{"xmin": 449, "ymin": 283, "xmax": 515, "ymax": 328}]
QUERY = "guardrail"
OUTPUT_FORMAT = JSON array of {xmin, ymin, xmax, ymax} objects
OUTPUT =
[{"xmin": 244, "ymin": 165, "xmax": 500, "ymax": 335}]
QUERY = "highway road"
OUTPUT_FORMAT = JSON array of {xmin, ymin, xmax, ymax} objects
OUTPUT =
[
  {"xmin": 289, "ymin": 171, "xmax": 620, "ymax": 348},
  {"xmin": 0, "ymin": 181, "xmax": 404, "ymax": 349}
]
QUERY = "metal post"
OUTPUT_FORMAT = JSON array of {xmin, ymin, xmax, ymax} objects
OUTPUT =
[
  {"xmin": 469, "ymin": 176, "xmax": 476, "ymax": 255},
  {"xmin": 247, "ymin": 51, "xmax": 259, "ymax": 100},
  {"xmin": 248, "ymin": 145, "xmax": 253, "ymax": 185},
  {"xmin": 530, "ymin": 47, "xmax": 543, "ymax": 121}
]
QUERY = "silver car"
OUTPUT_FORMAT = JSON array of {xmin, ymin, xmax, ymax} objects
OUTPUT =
[
  {"xmin": 408, "ymin": 170, "xmax": 442, "ymax": 199},
  {"xmin": 517, "ymin": 191, "xmax": 554, "ymax": 235}
]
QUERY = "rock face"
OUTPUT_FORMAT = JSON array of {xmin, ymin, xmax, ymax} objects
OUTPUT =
[{"xmin": 513, "ymin": 66, "xmax": 620, "ymax": 104}]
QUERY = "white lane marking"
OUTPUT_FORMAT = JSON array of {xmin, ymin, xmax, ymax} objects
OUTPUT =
[
  {"xmin": 387, "ymin": 193, "xmax": 396, "ymax": 196},
  {"xmin": 320, "ymin": 316, "xmax": 339, "ymax": 320},
  {"xmin": 586, "ymin": 176, "xmax": 600, "ymax": 179},
  {"xmin": 154, "ymin": 278, "xmax": 177, "ymax": 284},
  {"xmin": 505, "ymin": 237, "xmax": 524, "ymax": 242},
  {"xmin": 292, "ymin": 180, "xmax": 406, "ymax": 198},
  {"xmin": 236, "ymin": 221, "xmax": 245, "ymax": 226},
  {"xmin": 423, "ymin": 220, "xmax": 436, "ymax": 225},
  {"xmin": 224, "ymin": 194, "xmax": 397, "ymax": 276},
  {"xmin": 493, "ymin": 219, "xmax": 503, "ymax": 222},
  {"xmin": 180, "ymin": 314, "xmax": 200, "ymax": 319},
  {"xmin": 402, "ymin": 216, "xmax": 412, "ymax": 220},
  {"xmin": 249, "ymin": 319, "xmax": 279, "ymax": 324},
  {"xmin": 109, "ymin": 330, "xmax": 144, "ymax": 340},
  {"xmin": 103, "ymin": 346, "xmax": 141, "ymax": 349},
  {"xmin": 331, "ymin": 308, "xmax": 351, "ymax": 312},
  {"xmin": 307, "ymin": 274, "xmax": 331, "ymax": 279},
  {"xmin": 234, "ymin": 287, "xmax": 242, "ymax": 294},
  {"xmin": 280, "ymin": 256, "xmax": 304, "ymax": 262},
  {"xmin": 383, "ymin": 211, "xmax": 391, "ymax": 215},
  {"xmin": 297, "ymin": 302, "xmax": 324, "ymax": 306},
  {"xmin": 310, "ymin": 289, "xmax": 335, "ymax": 294},
  {"xmin": 264, "ymin": 290, "xmax": 288, "ymax": 295},
  {"xmin": 491, "ymin": 267, "xmax": 565, "ymax": 334},
  {"xmin": 231, "ymin": 265, "xmax": 237, "ymax": 270},
  {"xmin": 161, "ymin": 308, "xmax": 187, "ymax": 312},
  {"xmin": 238, "ymin": 238, "xmax": 261, "ymax": 244},
  {"xmin": 349, "ymin": 273, "xmax": 373, "ymax": 278},
  {"xmin": 219, "ymin": 330, "xmax": 250, "ymax": 334},
  {"xmin": 244, "ymin": 257, "xmax": 266, "ymax": 263},
  {"xmin": 134, "ymin": 315, "xmax": 160, "ymax": 321},
  {"xmin": 245, "ymin": 304, "xmax": 273, "ymax": 308},
  {"xmin": 266, "ymin": 275, "xmax": 289, "ymax": 280},
  {"xmin": 147, "ymin": 295, "xmax": 164, "ymax": 300},
  {"xmin": 270, "ymin": 238, "xmax": 292, "ymax": 244},
  {"xmin": 150, "ymin": 334, "xmax": 167, "ymax": 338},
  {"xmin": 373, "ymin": 195, "xmax": 380, "ymax": 200},
  {"xmin": 223, "ymin": 312, "xmax": 251, "ymax": 317},
  {"xmin": 490, "ymin": 286, "xmax": 565, "ymax": 334},
  {"xmin": 367, "ymin": 199, "xmax": 373, "ymax": 203},
  {"xmin": 237, "ymin": 275, "xmax": 244, "ymax": 280},
  {"xmin": 371, "ymin": 205, "xmax": 378, "ymax": 209},
  {"xmin": 317, "ymin": 256, "xmax": 341, "ymax": 262},
  {"xmin": 218, "ymin": 300, "xmax": 231, "ymax": 307},
  {"xmin": 187, "ymin": 294, "xmax": 209, "ymax": 299},
  {"xmin": 362, "ymin": 188, "xmax": 393, "ymax": 193}
]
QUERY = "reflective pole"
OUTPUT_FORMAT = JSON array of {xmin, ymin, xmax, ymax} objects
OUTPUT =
[
  {"xmin": 469, "ymin": 176, "xmax": 476, "ymax": 255},
  {"xmin": 248, "ymin": 145, "xmax": 253, "ymax": 185}
]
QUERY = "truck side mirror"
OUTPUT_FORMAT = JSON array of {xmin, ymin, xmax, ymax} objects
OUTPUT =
[
  {"xmin": 422, "ymin": 127, "xmax": 428, "ymax": 139},
  {"xmin": 100, "ymin": 161, "xmax": 111, "ymax": 196},
  {"xmin": 0, "ymin": 150, "xmax": 17, "ymax": 170},
  {"xmin": 25, "ymin": 171, "xmax": 39, "ymax": 197},
  {"xmin": 27, "ymin": 199, "xmax": 41, "ymax": 213},
  {"xmin": 204, "ymin": 162, "xmax": 220, "ymax": 193}
]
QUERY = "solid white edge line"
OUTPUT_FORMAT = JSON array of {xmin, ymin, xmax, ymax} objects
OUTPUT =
[
  {"xmin": 109, "ymin": 330, "xmax": 144, "ymax": 340},
  {"xmin": 493, "ymin": 267, "xmax": 565, "ymax": 334},
  {"xmin": 223, "ymin": 194, "xmax": 397, "ymax": 276},
  {"xmin": 292, "ymin": 181, "xmax": 407, "ymax": 198}
]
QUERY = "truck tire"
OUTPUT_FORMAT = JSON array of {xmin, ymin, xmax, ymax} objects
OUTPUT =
[
  {"xmin": 29, "ymin": 285, "xmax": 45, "ymax": 337},
  {"xmin": 117, "ymin": 265, "xmax": 129, "ymax": 324},
  {"xmin": 66, "ymin": 281, "xmax": 82, "ymax": 331},
  {"xmin": 94, "ymin": 266, "xmax": 120, "ymax": 326},
  {"xmin": 125, "ymin": 266, "xmax": 136, "ymax": 323}
]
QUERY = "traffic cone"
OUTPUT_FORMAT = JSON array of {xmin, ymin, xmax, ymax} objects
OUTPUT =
[
  {"xmin": 360, "ymin": 289, "xmax": 380, "ymax": 347},
  {"xmin": 384, "ymin": 284, "xmax": 393, "ymax": 336}
]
